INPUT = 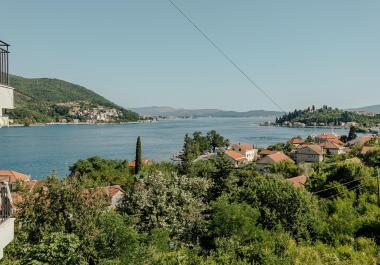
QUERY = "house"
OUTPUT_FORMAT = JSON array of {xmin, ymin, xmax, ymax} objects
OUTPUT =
[
  {"xmin": 231, "ymin": 143, "xmax": 258, "ymax": 162},
  {"xmin": 225, "ymin": 150, "xmax": 247, "ymax": 167},
  {"xmin": 256, "ymin": 152, "xmax": 294, "ymax": 170},
  {"xmin": 294, "ymin": 145, "xmax": 324, "ymax": 163},
  {"xmin": 315, "ymin": 133, "xmax": 343, "ymax": 145},
  {"xmin": 320, "ymin": 141, "xmax": 345, "ymax": 155},
  {"xmin": 288, "ymin": 137, "xmax": 305, "ymax": 147},
  {"xmin": 0, "ymin": 170, "xmax": 31, "ymax": 192},
  {"xmin": 83, "ymin": 185, "xmax": 126, "ymax": 209},
  {"xmin": 0, "ymin": 41, "xmax": 14, "ymax": 129},
  {"xmin": 286, "ymin": 175, "xmax": 308, "ymax": 188}
]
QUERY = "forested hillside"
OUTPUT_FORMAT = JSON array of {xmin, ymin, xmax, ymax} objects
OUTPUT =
[
  {"xmin": 276, "ymin": 105, "xmax": 380, "ymax": 127},
  {"xmin": 8, "ymin": 75, "xmax": 139, "ymax": 123}
]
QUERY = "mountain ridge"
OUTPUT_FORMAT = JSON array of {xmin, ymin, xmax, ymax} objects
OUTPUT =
[{"xmin": 131, "ymin": 106, "xmax": 284, "ymax": 118}]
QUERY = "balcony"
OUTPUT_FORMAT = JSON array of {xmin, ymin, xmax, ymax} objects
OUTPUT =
[{"xmin": 0, "ymin": 182, "xmax": 14, "ymax": 260}]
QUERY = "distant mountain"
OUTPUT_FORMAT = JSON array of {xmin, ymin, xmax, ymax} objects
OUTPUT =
[
  {"xmin": 349, "ymin": 104, "xmax": 380, "ymax": 114},
  {"xmin": 8, "ymin": 75, "xmax": 139, "ymax": 123},
  {"xmin": 131, "ymin": 106, "xmax": 284, "ymax": 118}
]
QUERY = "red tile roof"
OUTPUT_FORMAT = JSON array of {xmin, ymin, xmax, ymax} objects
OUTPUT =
[
  {"xmin": 225, "ymin": 150, "xmax": 246, "ymax": 160},
  {"xmin": 266, "ymin": 152, "xmax": 294, "ymax": 163},
  {"xmin": 128, "ymin": 159, "xmax": 153, "ymax": 167},
  {"xmin": 361, "ymin": 146, "xmax": 380, "ymax": 155},
  {"xmin": 232, "ymin": 143, "xmax": 254, "ymax": 151},
  {"xmin": 259, "ymin": 149, "xmax": 278, "ymax": 156},
  {"xmin": 316, "ymin": 133, "xmax": 343, "ymax": 145},
  {"xmin": 298, "ymin": 145, "xmax": 323, "ymax": 155},
  {"xmin": 320, "ymin": 141, "xmax": 342, "ymax": 149},
  {"xmin": 0, "ymin": 170, "xmax": 31, "ymax": 183},
  {"xmin": 287, "ymin": 175, "xmax": 308, "ymax": 188}
]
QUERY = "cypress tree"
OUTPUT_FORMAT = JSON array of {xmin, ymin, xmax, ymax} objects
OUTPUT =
[{"xmin": 135, "ymin": 136, "xmax": 142, "ymax": 174}]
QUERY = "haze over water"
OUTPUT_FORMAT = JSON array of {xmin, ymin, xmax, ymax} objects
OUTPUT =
[{"xmin": 0, "ymin": 117, "xmax": 347, "ymax": 179}]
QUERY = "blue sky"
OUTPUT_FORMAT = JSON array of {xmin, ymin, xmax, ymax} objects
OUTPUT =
[{"xmin": 2, "ymin": 0, "xmax": 380, "ymax": 111}]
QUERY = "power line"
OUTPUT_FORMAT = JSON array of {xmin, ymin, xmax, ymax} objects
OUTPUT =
[
  {"xmin": 166, "ymin": 0, "xmax": 286, "ymax": 113},
  {"xmin": 326, "ymin": 183, "xmax": 365, "ymax": 199},
  {"xmin": 312, "ymin": 178, "xmax": 362, "ymax": 195}
]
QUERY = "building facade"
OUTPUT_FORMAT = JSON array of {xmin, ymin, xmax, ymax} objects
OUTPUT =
[
  {"xmin": 0, "ymin": 182, "xmax": 14, "ymax": 260},
  {"xmin": 0, "ymin": 41, "xmax": 14, "ymax": 128}
]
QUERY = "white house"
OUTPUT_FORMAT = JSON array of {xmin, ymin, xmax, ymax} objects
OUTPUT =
[
  {"xmin": 0, "ymin": 41, "xmax": 14, "ymax": 128},
  {"xmin": 231, "ymin": 143, "xmax": 258, "ymax": 162}
]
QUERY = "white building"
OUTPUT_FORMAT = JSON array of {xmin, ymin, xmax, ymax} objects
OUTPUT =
[
  {"xmin": 231, "ymin": 143, "xmax": 258, "ymax": 162},
  {"xmin": 0, "ymin": 41, "xmax": 14, "ymax": 128},
  {"xmin": 0, "ymin": 182, "xmax": 14, "ymax": 260}
]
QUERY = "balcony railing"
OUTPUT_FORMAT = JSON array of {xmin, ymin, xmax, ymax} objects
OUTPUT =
[
  {"xmin": 0, "ymin": 182, "xmax": 13, "ymax": 224},
  {"xmin": 0, "ymin": 40, "xmax": 10, "ymax": 86}
]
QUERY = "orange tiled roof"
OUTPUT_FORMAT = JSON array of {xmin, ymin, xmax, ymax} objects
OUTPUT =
[
  {"xmin": 316, "ymin": 133, "xmax": 343, "ymax": 145},
  {"xmin": 361, "ymin": 146, "xmax": 380, "ymax": 155},
  {"xmin": 287, "ymin": 175, "xmax": 308, "ymax": 188},
  {"xmin": 128, "ymin": 159, "xmax": 152, "ymax": 167},
  {"xmin": 0, "ymin": 170, "xmax": 31, "ymax": 183},
  {"xmin": 298, "ymin": 144, "xmax": 323, "ymax": 155},
  {"xmin": 345, "ymin": 157, "xmax": 362, "ymax": 164},
  {"xmin": 320, "ymin": 141, "xmax": 342, "ymax": 149},
  {"xmin": 259, "ymin": 149, "xmax": 278, "ymax": 156},
  {"xmin": 225, "ymin": 150, "xmax": 246, "ymax": 160},
  {"xmin": 266, "ymin": 152, "xmax": 293, "ymax": 163},
  {"xmin": 232, "ymin": 143, "xmax": 254, "ymax": 151}
]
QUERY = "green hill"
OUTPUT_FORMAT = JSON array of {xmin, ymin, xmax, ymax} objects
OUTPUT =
[
  {"xmin": 8, "ymin": 75, "xmax": 140, "ymax": 124},
  {"xmin": 276, "ymin": 105, "xmax": 380, "ymax": 127}
]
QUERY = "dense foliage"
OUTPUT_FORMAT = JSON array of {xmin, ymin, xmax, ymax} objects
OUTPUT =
[
  {"xmin": 3, "ymin": 131, "xmax": 380, "ymax": 264},
  {"xmin": 8, "ymin": 75, "xmax": 140, "ymax": 123},
  {"xmin": 276, "ymin": 105, "xmax": 380, "ymax": 127}
]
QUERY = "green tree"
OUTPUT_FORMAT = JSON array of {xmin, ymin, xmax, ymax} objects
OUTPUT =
[
  {"xmin": 135, "ymin": 136, "xmax": 142, "ymax": 174},
  {"xmin": 348, "ymin": 126, "xmax": 357, "ymax": 141}
]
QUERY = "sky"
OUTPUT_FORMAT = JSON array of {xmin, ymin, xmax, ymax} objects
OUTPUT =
[{"xmin": 2, "ymin": 0, "xmax": 380, "ymax": 112}]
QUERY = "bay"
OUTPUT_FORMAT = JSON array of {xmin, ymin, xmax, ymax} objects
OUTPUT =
[{"xmin": 0, "ymin": 117, "xmax": 347, "ymax": 179}]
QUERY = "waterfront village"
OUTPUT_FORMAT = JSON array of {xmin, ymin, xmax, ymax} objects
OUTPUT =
[{"xmin": 2, "ymin": 129, "xmax": 380, "ymax": 212}]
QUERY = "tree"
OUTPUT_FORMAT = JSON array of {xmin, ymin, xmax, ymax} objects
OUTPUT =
[
  {"xmin": 208, "ymin": 151, "xmax": 234, "ymax": 201},
  {"xmin": 348, "ymin": 126, "xmax": 357, "ymax": 141},
  {"xmin": 135, "ymin": 136, "xmax": 142, "ymax": 174},
  {"xmin": 124, "ymin": 171, "xmax": 211, "ymax": 245}
]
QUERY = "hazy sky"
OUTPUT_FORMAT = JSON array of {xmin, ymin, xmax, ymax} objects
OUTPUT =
[{"xmin": 2, "ymin": 0, "xmax": 380, "ymax": 111}]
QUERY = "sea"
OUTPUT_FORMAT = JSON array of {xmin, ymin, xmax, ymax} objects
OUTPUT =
[{"xmin": 0, "ymin": 117, "xmax": 348, "ymax": 179}]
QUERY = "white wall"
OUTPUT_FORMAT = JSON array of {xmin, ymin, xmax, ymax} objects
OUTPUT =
[
  {"xmin": 0, "ymin": 85, "xmax": 14, "ymax": 111},
  {"xmin": 0, "ymin": 218, "xmax": 15, "ymax": 260}
]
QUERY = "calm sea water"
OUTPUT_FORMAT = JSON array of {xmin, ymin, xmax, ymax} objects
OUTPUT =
[{"xmin": 0, "ymin": 117, "xmax": 347, "ymax": 179}]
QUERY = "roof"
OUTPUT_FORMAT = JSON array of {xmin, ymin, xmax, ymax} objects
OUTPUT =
[
  {"xmin": 259, "ymin": 149, "xmax": 278, "ymax": 156},
  {"xmin": 297, "ymin": 144, "xmax": 323, "ymax": 155},
  {"xmin": 345, "ymin": 157, "xmax": 362, "ymax": 164},
  {"xmin": 286, "ymin": 175, "xmax": 308, "ymax": 188},
  {"xmin": 0, "ymin": 170, "xmax": 31, "ymax": 183},
  {"xmin": 128, "ymin": 159, "xmax": 153, "ymax": 167},
  {"xmin": 320, "ymin": 141, "xmax": 343, "ymax": 150},
  {"xmin": 288, "ymin": 137, "xmax": 305, "ymax": 145},
  {"xmin": 361, "ymin": 146, "xmax": 380, "ymax": 155},
  {"xmin": 232, "ymin": 143, "xmax": 255, "ymax": 151},
  {"xmin": 225, "ymin": 150, "xmax": 246, "ymax": 161},
  {"xmin": 257, "ymin": 151, "xmax": 293, "ymax": 164},
  {"xmin": 316, "ymin": 133, "xmax": 343, "ymax": 145}
]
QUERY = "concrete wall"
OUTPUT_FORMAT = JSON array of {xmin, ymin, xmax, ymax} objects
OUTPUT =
[
  {"xmin": 0, "ymin": 85, "xmax": 14, "ymax": 112},
  {"xmin": 0, "ymin": 218, "xmax": 15, "ymax": 260}
]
